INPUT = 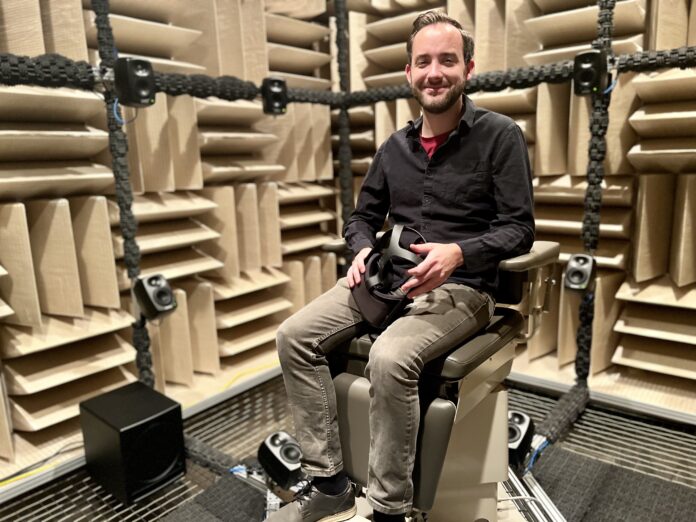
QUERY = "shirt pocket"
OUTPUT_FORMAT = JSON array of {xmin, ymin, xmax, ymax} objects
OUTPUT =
[{"xmin": 438, "ymin": 160, "xmax": 491, "ymax": 206}]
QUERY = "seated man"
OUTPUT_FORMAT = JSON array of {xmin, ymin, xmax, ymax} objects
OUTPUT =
[{"xmin": 270, "ymin": 10, "xmax": 534, "ymax": 522}]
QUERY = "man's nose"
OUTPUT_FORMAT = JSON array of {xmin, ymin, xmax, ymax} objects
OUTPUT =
[{"xmin": 426, "ymin": 62, "xmax": 444, "ymax": 81}]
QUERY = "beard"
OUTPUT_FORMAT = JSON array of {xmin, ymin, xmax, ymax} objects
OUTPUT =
[{"xmin": 410, "ymin": 79, "xmax": 466, "ymax": 114}]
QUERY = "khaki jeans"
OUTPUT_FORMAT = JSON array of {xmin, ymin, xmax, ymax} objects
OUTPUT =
[{"xmin": 276, "ymin": 277, "xmax": 494, "ymax": 515}]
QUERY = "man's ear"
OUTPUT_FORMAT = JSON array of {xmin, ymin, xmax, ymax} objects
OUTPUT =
[
  {"xmin": 405, "ymin": 62, "xmax": 412, "ymax": 84},
  {"xmin": 465, "ymin": 59, "xmax": 475, "ymax": 81}
]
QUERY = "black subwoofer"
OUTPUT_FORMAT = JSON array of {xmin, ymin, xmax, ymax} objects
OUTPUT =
[{"xmin": 79, "ymin": 381, "xmax": 186, "ymax": 504}]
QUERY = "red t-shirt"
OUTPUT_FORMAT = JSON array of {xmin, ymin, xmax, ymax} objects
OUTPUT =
[{"xmin": 419, "ymin": 131, "xmax": 450, "ymax": 158}]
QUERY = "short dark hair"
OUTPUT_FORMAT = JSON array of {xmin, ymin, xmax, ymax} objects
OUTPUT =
[{"xmin": 406, "ymin": 11, "xmax": 474, "ymax": 65}]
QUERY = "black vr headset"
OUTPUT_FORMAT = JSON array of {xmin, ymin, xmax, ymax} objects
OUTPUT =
[{"xmin": 351, "ymin": 225, "xmax": 426, "ymax": 329}]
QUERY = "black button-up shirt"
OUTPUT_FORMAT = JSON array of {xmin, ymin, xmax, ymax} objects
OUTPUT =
[{"xmin": 343, "ymin": 96, "xmax": 535, "ymax": 295}]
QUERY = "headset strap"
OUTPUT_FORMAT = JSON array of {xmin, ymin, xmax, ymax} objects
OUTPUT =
[{"xmin": 376, "ymin": 225, "xmax": 423, "ymax": 276}]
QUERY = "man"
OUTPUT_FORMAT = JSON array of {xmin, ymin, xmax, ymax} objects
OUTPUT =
[{"xmin": 271, "ymin": 10, "xmax": 534, "ymax": 522}]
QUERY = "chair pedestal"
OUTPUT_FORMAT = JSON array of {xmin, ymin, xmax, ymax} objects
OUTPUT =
[
  {"xmin": 429, "ymin": 388, "xmax": 509, "ymax": 522},
  {"xmin": 333, "ymin": 342, "xmax": 515, "ymax": 521}
]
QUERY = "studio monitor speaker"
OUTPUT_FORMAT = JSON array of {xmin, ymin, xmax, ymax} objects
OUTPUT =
[
  {"xmin": 573, "ymin": 49, "xmax": 608, "ymax": 96},
  {"xmin": 564, "ymin": 253, "xmax": 596, "ymax": 292},
  {"xmin": 258, "ymin": 431, "xmax": 302, "ymax": 489},
  {"xmin": 261, "ymin": 77, "xmax": 288, "ymax": 115},
  {"xmin": 133, "ymin": 274, "xmax": 177, "ymax": 320},
  {"xmin": 80, "ymin": 381, "xmax": 186, "ymax": 504},
  {"xmin": 114, "ymin": 57, "xmax": 156, "ymax": 108},
  {"xmin": 508, "ymin": 410, "xmax": 534, "ymax": 471}
]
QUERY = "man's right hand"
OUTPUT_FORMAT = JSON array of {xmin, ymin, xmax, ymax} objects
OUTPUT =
[{"xmin": 347, "ymin": 247, "xmax": 372, "ymax": 288}]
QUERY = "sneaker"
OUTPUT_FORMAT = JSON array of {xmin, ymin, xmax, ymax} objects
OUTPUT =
[{"xmin": 266, "ymin": 481, "xmax": 357, "ymax": 522}]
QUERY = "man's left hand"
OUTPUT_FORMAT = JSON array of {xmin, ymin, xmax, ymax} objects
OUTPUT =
[{"xmin": 401, "ymin": 243, "xmax": 464, "ymax": 298}]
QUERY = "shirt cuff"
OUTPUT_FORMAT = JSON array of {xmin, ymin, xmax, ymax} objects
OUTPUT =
[
  {"xmin": 348, "ymin": 238, "xmax": 374, "ymax": 256},
  {"xmin": 457, "ymin": 237, "xmax": 487, "ymax": 273}
]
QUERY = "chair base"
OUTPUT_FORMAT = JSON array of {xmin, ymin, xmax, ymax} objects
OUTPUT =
[
  {"xmin": 428, "ymin": 389, "xmax": 508, "ymax": 522},
  {"xmin": 333, "ymin": 343, "xmax": 515, "ymax": 521}
]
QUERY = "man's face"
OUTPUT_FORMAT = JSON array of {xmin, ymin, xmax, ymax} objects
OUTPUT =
[{"xmin": 405, "ymin": 23, "xmax": 474, "ymax": 114}]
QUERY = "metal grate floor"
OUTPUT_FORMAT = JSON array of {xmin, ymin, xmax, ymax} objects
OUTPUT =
[
  {"xmin": 508, "ymin": 385, "xmax": 696, "ymax": 489},
  {"xmin": 184, "ymin": 377, "xmax": 294, "ymax": 459},
  {"xmin": 0, "ymin": 378, "xmax": 294, "ymax": 522},
  {"xmin": 2, "ymin": 377, "xmax": 694, "ymax": 521},
  {"xmin": 0, "ymin": 462, "xmax": 217, "ymax": 522}
]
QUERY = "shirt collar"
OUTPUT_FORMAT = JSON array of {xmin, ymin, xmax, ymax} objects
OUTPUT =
[{"xmin": 406, "ymin": 95, "xmax": 476, "ymax": 138}]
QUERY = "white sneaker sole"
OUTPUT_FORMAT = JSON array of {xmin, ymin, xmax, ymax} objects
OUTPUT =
[{"xmin": 318, "ymin": 504, "xmax": 358, "ymax": 522}]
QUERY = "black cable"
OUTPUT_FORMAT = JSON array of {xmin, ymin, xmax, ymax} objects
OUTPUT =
[
  {"xmin": 337, "ymin": 107, "xmax": 355, "ymax": 232},
  {"xmin": 0, "ymin": 53, "xmax": 95, "ymax": 90},
  {"xmin": 86, "ymin": 45, "xmax": 696, "ymax": 110},
  {"xmin": 536, "ymin": 0, "xmax": 617, "ymax": 447},
  {"xmin": 91, "ymin": 0, "xmax": 155, "ymax": 388},
  {"xmin": 154, "ymin": 71, "xmax": 258, "ymax": 101},
  {"xmin": 287, "ymin": 87, "xmax": 343, "ymax": 106},
  {"xmin": 2, "ymin": 48, "xmax": 696, "ymax": 110},
  {"xmin": 617, "ymin": 46, "xmax": 696, "ymax": 72},
  {"xmin": 334, "ymin": 0, "xmax": 356, "ymax": 242}
]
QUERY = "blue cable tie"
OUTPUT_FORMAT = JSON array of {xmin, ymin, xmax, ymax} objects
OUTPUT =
[
  {"xmin": 525, "ymin": 438, "xmax": 550, "ymax": 475},
  {"xmin": 113, "ymin": 98, "xmax": 125, "ymax": 126},
  {"xmin": 603, "ymin": 78, "xmax": 618, "ymax": 95}
]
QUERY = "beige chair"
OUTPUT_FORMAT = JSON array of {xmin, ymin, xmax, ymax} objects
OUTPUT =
[{"xmin": 327, "ymin": 241, "xmax": 559, "ymax": 521}]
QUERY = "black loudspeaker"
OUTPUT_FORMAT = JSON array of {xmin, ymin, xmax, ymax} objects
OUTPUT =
[
  {"xmin": 114, "ymin": 57, "xmax": 156, "ymax": 108},
  {"xmin": 573, "ymin": 49, "xmax": 608, "ymax": 95},
  {"xmin": 80, "ymin": 382, "xmax": 186, "ymax": 504},
  {"xmin": 257, "ymin": 431, "xmax": 302, "ymax": 489},
  {"xmin": 564, "ymin": 254, "xmax": 596, "ymax": 292},
  {"xmin": 508, "ymin": 410, "xmax": 534, "ymax": 472},
  {"xmin": 261, "ymin": 77, "xmax": 288, "ymax": 115},
  {"xmin": 133, "ymin": 274, "xmax": 177, "ymax": 320}
]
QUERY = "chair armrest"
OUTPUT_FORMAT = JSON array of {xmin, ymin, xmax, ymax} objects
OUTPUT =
[
  {"xmin": 322, "ymin": 238, "xmax": 349, "ymax": 254},
  {"xmin": 498, "ymin": 241, "xmax": 559, "ymax": 272},
  {"xmin": 322, "ymin": 232, "xmax": 386, "ymax": 255},
  {"xmin": 323, "ymin": 239, "xmax": 560, "ymax": 272}
]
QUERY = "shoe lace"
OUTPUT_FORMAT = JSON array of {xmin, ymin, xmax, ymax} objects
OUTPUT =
[{"xmin": 293, "ymin": 480, "xmax": 315, "ymax": 506}]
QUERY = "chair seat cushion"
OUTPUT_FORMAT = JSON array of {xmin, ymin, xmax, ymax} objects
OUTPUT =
[{"xmin": 346, "ymin": 307, "xmax": 524, "ymax": 382}]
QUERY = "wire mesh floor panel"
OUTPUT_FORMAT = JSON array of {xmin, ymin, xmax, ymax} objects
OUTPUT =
[
  {"xmin": 3, "ymin": 377, "xmax": 695, "ymax": 521},
  {"xmin": 534, "ymin": 444, "xmax": 696, "ymax": 522},
  {"xmin": 0, "ymin": 462, "xmax": 217, "ymax": 522},
  {"xmin": 184, "ymin": 376, "xmax": 294, "ymax": 460},
  {"xmin": 0, "ymin": 377, "xmax": 291, "ymax": 522},
  {"xmin": 509, "ymin": 385, "xmax": 696, "ymax": 488}
]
